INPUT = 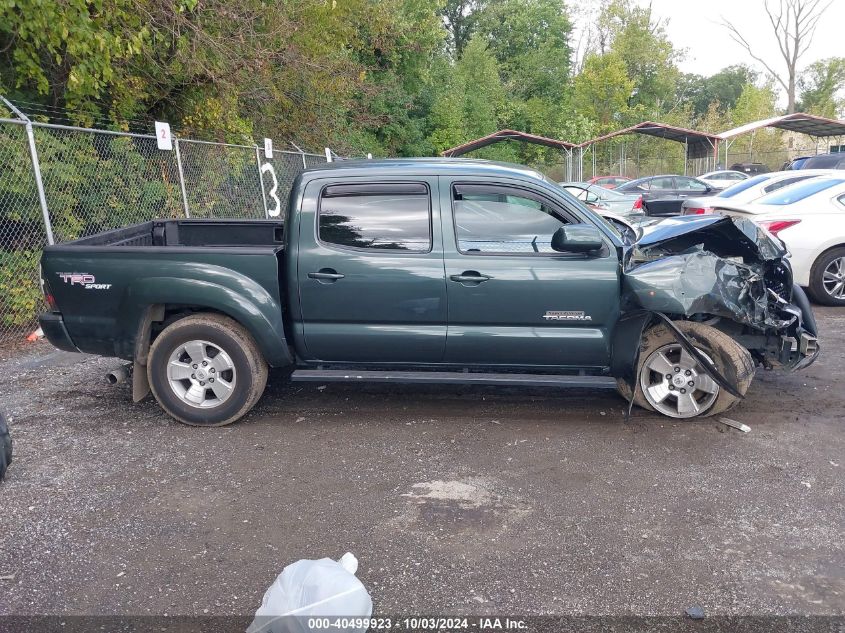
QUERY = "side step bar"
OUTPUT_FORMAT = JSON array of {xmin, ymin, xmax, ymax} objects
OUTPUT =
[{"xmin": 290, "ymin": 369, "xmax": 618, "ymax": 389}]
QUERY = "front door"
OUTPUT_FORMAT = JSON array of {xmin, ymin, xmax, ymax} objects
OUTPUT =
[
  {"xmin": 440, "ymin": 179, "xmax": 620, "ymax": 369},
  {"xmin": 296, "ymin": 178, "xmax": 447, "ymax": 363}
]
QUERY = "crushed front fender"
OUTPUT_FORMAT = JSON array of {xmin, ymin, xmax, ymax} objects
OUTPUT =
[{"xmin": 621, "ymin": 215, "xmax": 819, "ymax": 370}]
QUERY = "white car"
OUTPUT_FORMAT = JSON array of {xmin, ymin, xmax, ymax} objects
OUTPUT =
[
  {"xmin": 697, "ymin": 170, "xmax": 749, "ymax": 190},
  {"xmin": 681, "ymin": 170, "xmax": 836, "ymax": 215},
  {"xmin": 712, "ymin": 175, "xmax": 845, "ymax": 306}
]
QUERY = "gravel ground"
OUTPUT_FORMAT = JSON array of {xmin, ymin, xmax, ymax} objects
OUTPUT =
[{"xmin": 0, "ymin": 309, "xmax": 843, "ymax": 618}]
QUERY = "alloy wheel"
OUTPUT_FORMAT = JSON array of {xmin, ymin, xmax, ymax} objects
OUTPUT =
[
  {"xmin": 166, "ymin": 340, "xmax": 236, "ymax": 409},
  {"xmin": 639, "ymin": 343, "xmax": 720, "ymax": 418}
]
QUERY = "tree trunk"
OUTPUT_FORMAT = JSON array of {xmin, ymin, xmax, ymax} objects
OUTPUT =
[{"xmin": 787, "ymin": 74, "xmax": 796, "ymax": 114}]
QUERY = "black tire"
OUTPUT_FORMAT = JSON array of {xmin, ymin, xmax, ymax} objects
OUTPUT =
[
  {"xmin": 0, "ymin": 412, "xmax": 12, "ymax": 481},
  {"xmin": 807, "ymin": 246, "xmax": 845, "ymax": 306},
  {"xmin": 147, "ymin": 314, "xmax": 268, "ymax": 426},
  {"xmin": 616, "ymin": 320, "xmax": 755, "ymax": 419}
]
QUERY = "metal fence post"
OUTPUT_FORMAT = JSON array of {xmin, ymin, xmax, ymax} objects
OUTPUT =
[
  {"xmin": 1, "ymin": 97, "xmax": 55, "ymax": 245},
  {"xmin": 174, "ymin": 137, "xmax": 191, "ymax": 218},
  {"xmin": 255, "ymin": 145, "xmax": 269, "ymax": 219},
  {"xmin": 290, "ymin": 142, "xmax": 308, "ymax": 169}
]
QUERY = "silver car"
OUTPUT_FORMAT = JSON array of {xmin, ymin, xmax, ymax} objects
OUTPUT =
[{"xmin": 559, "ymin": 181, "xmax": 645, "ymax": 218}]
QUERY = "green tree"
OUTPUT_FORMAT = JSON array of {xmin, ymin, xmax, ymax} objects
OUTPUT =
[
  {"xmin": 440, "ymin": 0, "xmax": 487, "ymax": 56},
  {"xmin": 732, "ymin": 81, "xmax": 782, "ymax": 157},
  {"xmin": 798, "ymin": 57, "xmax": 845, "ymax": 118},
  {"xmin": 476, "ymin": 0, "xmax": 573, "ymax": 102},
  {"xmin": 428, "ymin": 37, "xmax": 505, "ymax": 154},
  {"xmin": 679, "ymin": 65, "xmax": 758, "ymax": 118},
  {"xmin": 597, "ymin": 0, "xmax": 680, "ymax": 114},
  {"xmin": 573, "ymin": 52, "xmax": 633, "ymax": 131}
]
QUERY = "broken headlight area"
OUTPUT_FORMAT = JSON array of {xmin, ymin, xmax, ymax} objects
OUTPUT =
[{"xmin": 622, "ymin": 215, "xmax": 819, "ymax": 370}]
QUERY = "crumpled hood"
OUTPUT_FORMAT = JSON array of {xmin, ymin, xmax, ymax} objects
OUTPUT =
[
  {"xmin": 622, "ymin": 215, "xmax": 797, "ymax": 332},
  {"xmin": 632, "ymin": 215, "xmax": 785, "ymax": 258}
]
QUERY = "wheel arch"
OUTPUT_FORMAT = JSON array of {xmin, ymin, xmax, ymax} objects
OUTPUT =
[{"xmin": 117, "ymin": 277, "xmax": 293, "ymax": 370}]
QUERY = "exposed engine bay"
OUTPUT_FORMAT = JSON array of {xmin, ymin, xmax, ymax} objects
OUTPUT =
[{"xmin": 622, "ymin": 215, "xmax": 819, "ymax": 370}]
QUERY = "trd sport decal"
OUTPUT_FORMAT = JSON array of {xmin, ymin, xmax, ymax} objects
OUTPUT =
[
  {"xmin": 542, "ymin": 310, "xmax": 592, "ymax": 321},
  {"xmin": 57, "ymin": 273, "xmax": 112, "ymax": 290}
]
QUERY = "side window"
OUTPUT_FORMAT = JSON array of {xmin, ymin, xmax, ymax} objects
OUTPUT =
[
  {"xmin": 319, "ymin": 183, "xmax": 431, "ymax": 252},
  {"xmin": 650, "ymin": 176, "xmax": 675, "ymax": 190},
  {"xmin": 677, "ymin": 177, "xmax": 707, "ymax": 191},
  {"xmin": 453, "ymin": 185, "xmax": 569, "ymax": 254}
]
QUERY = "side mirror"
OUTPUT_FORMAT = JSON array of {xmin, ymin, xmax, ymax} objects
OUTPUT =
[{"xmin": 551, "ymin": 224, "xmax": 604, "ymax": 253}]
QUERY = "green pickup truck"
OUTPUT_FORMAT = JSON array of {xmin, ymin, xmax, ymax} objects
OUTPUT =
[{"xmin": 39, "ymin": 159, "xmax": 819, "ymax": 426}]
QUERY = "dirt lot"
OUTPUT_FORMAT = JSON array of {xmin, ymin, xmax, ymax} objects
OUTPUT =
[{"xmin": 0, "ymin": 309, "xmax": 843, "ymax": 619}]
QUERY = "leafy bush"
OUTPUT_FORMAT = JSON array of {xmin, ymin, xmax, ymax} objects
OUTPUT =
[{"xmin": 0, "ymin": 249, "xmax": 42, "ymax": 330}]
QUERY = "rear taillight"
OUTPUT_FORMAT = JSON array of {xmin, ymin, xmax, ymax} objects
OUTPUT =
[
  {"xmin": 684, "ymin": 207, "xmax": 714, "ymax": 215},
  {"xmin": 39, "ymin": 265, "xmax": 58, "ymax": 311},
  {"xmin": 758, "ymin": 219, "xmax": 801, "ymax": 236},
  {"xmin": 632, "ymin": 196, "xmax": 643, "ymax": 209}
]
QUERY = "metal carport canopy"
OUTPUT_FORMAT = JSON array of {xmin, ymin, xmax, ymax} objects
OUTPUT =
[
  {"xmin": 440, "ymin": 129, "xmax": 577, "ymax": 157},
  {"xmin": 578, "ymin": 121, "xmax": 720, "ymax": 159},
  {"xmin": 718, "ymin": 112, "xmax": 845, "ymax": 139}
]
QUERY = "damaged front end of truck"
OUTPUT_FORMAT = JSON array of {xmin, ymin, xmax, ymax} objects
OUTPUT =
[{"xmin": 622, "ymin": 215, "xmax": 819, "ymax": 371}]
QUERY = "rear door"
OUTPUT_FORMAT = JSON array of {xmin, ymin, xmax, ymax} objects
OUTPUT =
[
  {"xmin": 296, "ymin": 177, "xmax": 447, "ymax": 363},
  {"xmin": 643, "ymin": 176, "xmax": 679, "ymax": 216},
  {"xmin": 440, "ymin": 178, "xmax": 620, "ymax": 369}
]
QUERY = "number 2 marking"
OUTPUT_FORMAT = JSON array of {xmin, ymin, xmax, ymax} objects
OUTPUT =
[{"xmin": 260, "ymin": 162, "xmax": 281, "ymax": 217}]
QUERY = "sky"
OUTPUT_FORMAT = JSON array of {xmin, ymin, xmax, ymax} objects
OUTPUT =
[
  {"xmin": 575, "ymin": 0, "xmax": 845, "ymax": 101},
  {"xmin": 648, "ymin": 0, "xmax": 845, "ymax": 76}
]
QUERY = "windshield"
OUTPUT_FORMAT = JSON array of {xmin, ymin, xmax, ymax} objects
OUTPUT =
[
  {"xmin": 716, "ymin": 174, "xmax": 771, "ymax": 198},
  {"xmin": 757, "ymin": 177, "xmax": 845, "ymax": 205}
]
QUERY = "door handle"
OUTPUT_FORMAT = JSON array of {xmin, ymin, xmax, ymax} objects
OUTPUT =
[
  {"xmin": 308, "ymin": 270, "xmax": 345, "ymax": 281},
  {"xmin": 450, "ymin": 272, "xmax": 492, "ymax": 283}
]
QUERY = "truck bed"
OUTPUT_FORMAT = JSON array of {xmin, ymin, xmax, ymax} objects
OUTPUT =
[
  {"xmin": 66, "ymin": 219, "xmax": 285, "ymax": 250},
  {"xmin": 41, "ymin": 219, "xmax": 290, "ymax": 364}
]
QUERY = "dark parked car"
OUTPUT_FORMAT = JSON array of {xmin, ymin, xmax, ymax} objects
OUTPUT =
[
  {"xmin": 782, "ymin": 156, "xmax": 813, "ymax": 170},
  {"xmin": 799, "ymin": 153, "xmax": 845, "ymax": 170},
  {"xmin": 729, "ymin": 162, "xmax": 770, "ymax": 175},
  {"xmin": 616, "ymin": 175, "xmax": 716, "ymax": 216}
]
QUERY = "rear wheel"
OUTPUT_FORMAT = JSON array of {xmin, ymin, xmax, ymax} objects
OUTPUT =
[
  {"xmin": 617, "ymin": 320, "xmax": 755, "ymax": 419},
  {"xmin": 148, "ymin": 314, "xmax": 268, "ymax": 426},
  {"xmin": 808, "ymin": 247, "xmax": 845, "ymax": 306}
]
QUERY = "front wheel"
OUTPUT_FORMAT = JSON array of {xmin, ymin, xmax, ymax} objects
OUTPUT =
[
  {"xmin": 147, "ymin": 314, "xmax": 268, "ymax": 426},
  {"xmin": 617, "ymin": 321, "xmax": 755, "ymax": 419}
]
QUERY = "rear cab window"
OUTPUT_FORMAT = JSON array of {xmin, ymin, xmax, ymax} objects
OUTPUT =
[{"xmin": 318, "ymin": 183, "xmax": 432, "ymax": 252}]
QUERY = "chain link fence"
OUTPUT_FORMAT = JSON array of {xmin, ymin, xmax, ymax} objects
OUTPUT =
[{"xmin": 0, "ymin": 99, "xmax": 335, "ymax": 346}]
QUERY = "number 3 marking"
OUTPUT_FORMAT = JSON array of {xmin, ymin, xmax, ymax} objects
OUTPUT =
[{"xmin": 260, "ymin": 162, "xmax": 281, "ymax": 217}]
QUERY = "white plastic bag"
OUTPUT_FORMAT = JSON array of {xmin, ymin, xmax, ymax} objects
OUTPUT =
[{"xmin": 247, "ymin": 553, "xmax": 372, "ymax": 633}]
